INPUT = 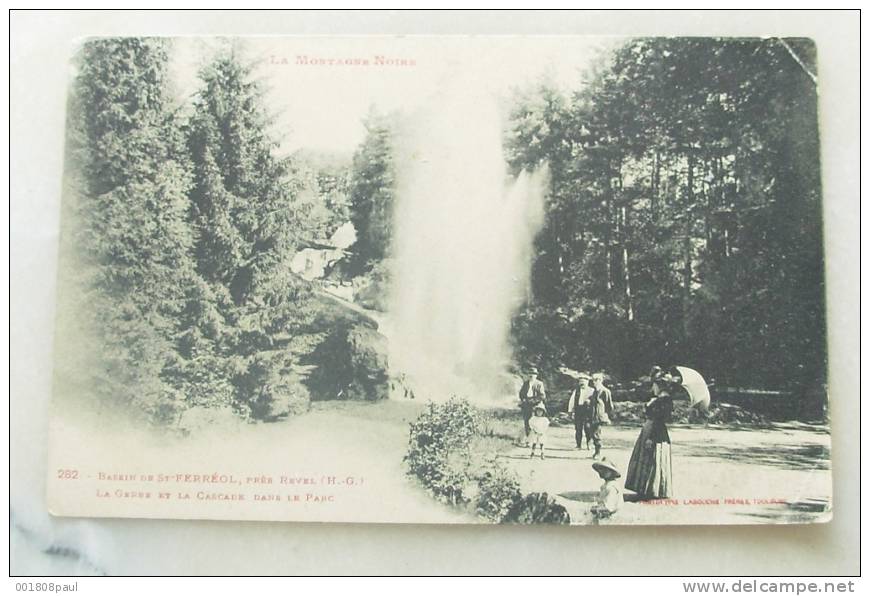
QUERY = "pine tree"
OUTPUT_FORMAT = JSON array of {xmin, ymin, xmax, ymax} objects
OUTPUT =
[
  {"xmin": 64, "ymin": 37, "xmax": 197, "ymax": 421},
  {"xmin": 507, "ymin": 37, "xmax": 826, "ymax": 410},
  {"xmin": 348, "ymin": 110, "xmax": 396, "ymax": 272},
  {"xmin": 186, "ymin": 49, "xmax": 313, "ymax": 419}
]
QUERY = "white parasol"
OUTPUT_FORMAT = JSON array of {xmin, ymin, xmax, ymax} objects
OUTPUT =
[
  {"xmin": 557, "ymin": 366, "xmax": 583, "ymax": 380},
  {"xmin": 672, "ymin": 366, "xmax": 711, "ymax": 412}
]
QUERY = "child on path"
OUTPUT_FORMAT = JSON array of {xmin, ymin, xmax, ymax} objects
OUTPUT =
[
  {"xmin": 590, "ymin": 458, "xmax": 623, "ymax": 521},
  {"xmin": 518, "ymin": 367, "xmax": 546, "ymax": 446}
]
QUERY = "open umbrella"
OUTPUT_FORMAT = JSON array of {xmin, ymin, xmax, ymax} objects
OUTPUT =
[
  {"xmin": 671, "ymin": 366, "xmax": 711, "ymax": 412},
  {"xmin": 557, "ymin": 366, "xmax": 583, "ymax": 380}
]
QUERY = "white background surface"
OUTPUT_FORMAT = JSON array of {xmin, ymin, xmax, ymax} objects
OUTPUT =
[{"xmin": 9, "ymin": 9, "xmax": 861, "ymax": 576}]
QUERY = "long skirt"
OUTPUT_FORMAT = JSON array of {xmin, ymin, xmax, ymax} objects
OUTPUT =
[{"xmin": 624, "ymin": 420, "xmax": 673, "ymax": 498}]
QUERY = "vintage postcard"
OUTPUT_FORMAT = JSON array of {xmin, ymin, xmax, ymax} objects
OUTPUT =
[{"xmin": 48, "ymin": 35, "xmax": 831, "ymax": 525}]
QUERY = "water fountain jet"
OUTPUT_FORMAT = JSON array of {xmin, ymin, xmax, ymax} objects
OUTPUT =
[{"xmin": 386, "ymin": 79, "xmax": 547, "ymax": 405}]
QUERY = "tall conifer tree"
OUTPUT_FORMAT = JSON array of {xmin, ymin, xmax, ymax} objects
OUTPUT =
[
  {"xmin": 65, "ymin": 37, "xmax": 197, "ymax": 421},
  {"xmin": 187, "ymin": 49, "xmax": 312, "ymax": 418}
]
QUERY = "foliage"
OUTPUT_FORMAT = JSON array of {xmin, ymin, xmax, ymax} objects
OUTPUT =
[
  {"xmin": 405, "ymin": 399, "xmax": 569, "ymax": 523},
  {"xmin": 507, "ymin": 38, "xmax": 826, "ymax": 412},
  {"xmin": 307, "ymin": 323, "xmax": 390, "ymax": 401},
  {"xmin": 506, "ymin": 81, "xmax": 576, "ymax": 306},
  {"xmin": 475, "ymin": 463, "xmax": 523, "ymax": 522},
  {"xmin": 63, "ymin": 36, "xmax": 827, "ymax": 429},
  {"xmin": 64, "ymin": 40, "xmax": 331, "ymax": 424},
  {"xmin": 63, "ymin": 37, "xmax": 198, "ymax": 421},
  {"xmin": 503, "ymin": 492, "xmax": 571, "ymax": 524},
  {"xmin": 184, "ymin": 48, "xmax": 318, "ymax": 419},
  {"xmin": 405, "ymin": 397, "xmax": 483, "ymax": 505},
  {"xmin": 353, "ymin": 258, "xmax": 392, "ymax": 312},
  {"xmin": 348, "ymin": 109, "xmax": 397, "ymax": 272},
  {"xmin": 288, "ymin": 150, "xmax": 353, "ymax": 242}
]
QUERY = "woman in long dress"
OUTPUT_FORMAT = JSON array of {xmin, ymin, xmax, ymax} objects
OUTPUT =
[{"xmin": 624, "ymin": 377, "xmax": 674, "ymax": 499}]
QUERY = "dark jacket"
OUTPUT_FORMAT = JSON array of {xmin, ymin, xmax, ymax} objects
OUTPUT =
[
  {"xmin": 645, "ymin": 394, "xmax": 673, "ymax": 443},
  {"xmin": 589, "ymin": 385, "xmax": 614, "ymax": 424},
  {"xmin": 519, "ymin": 379, "xmax": 546, "ymax": 406}
]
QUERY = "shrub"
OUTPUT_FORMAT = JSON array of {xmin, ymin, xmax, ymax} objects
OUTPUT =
[
  {"xmin": 475, "ymin": 463, "xmax": 523, "ymax": 522},
  {"xmin": 503, "ymin": 492, "xmax": 571, "ymax": 524},
  {"xmin": 353, "ymin": 259, "xmax": 391, "ymax": 312},
  {"xmin": 405, "ymin": 398, "xmax": 571, "ymax": 524},
  {"xmin": 405, "ymin": 397, "xmax": 483, "ymax": 505},
  {"xmin": 307, "ymin": 322, "xmax": 390, "ymax": 401},
  {"xmin": 345, "ymin": 325, "xmax": 390, "ymax": 400},
  {"xmin": 177, "ymin": 405, "xmax": 241, "ymax": 435}
]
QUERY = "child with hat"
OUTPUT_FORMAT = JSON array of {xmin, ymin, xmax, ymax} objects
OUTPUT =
[
  {"xmin": 590, "ymin": 458, "xmax": 623, "ymax": 520},
  {"xmin": 528, "ymin": 401, "xmax": 550, "ymax": 460}
]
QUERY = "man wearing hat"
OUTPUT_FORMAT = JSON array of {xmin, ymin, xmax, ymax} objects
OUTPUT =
[
  {"xmin": 588, "ymin": 372, "xmax": 614, "ymax": 460},
  {"xmin": 567, "ymin": 372, "xmax": 594, "ymax": 449},
  {"xmin": 518, "ymin": 366, "xmax": 546, "ymax": 445}
]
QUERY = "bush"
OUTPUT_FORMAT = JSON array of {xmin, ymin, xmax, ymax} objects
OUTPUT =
[
  {"xmin": 405, "ymin": 397, "xmax": 483, "ymax": 505},
  {"xmin": 177, "ymin": 405, "xmax": 242, "ymax": 435},
  {"xmin": 607, "ymin": 400, "xmax": 770, "ymax": 427},
  {"xmin": 475, "ymin": 463, "xmax": 523, "ymax": 522},
  {"xmin": 247, "ymin": 370, "xmax": 311, "ymax": 421},
  {"xmin": 405, "ymin": 398, "xmax": 571, "ymax": 524},
  {"xmin": 353, "ymin": 259, "xmax": 391, "ymax": 312},
  {"xmin": 346, "ymin": 325, "xmax": 390, "ymax": 400},
  {"xmin": 503, "ymin": 492, "xmax": 571, "ymax": 524},
  {"xmin": 307, "ymin": 322, "xmax": 390, "ymax": 401}
]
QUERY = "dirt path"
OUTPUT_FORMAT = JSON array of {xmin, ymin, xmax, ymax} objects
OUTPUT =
[
  {"xmin": 49, "ymin": 400, "xmax": 474, "ymax": 524},
  {"xmin": 270, "ymin": 400, "xmax": 476, "ymax": 523},
  {"xmin": 497, "ymin": 420, "xmax": 832, "ymax": 525}
]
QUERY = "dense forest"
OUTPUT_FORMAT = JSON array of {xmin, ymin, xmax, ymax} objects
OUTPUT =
[
  {"xmin": 58, "ymin": 37, "xmax": 827, "ymax": 425},
  {"xmin": 60, "ymin": 39, "xmax": 360, "ymax": 424},
  {"xmin": 504, "ymin": 38, "xmax": 826, "ymax": 409}
]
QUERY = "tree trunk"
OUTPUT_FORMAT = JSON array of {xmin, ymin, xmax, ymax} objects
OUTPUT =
[
  {"xmin": 622, "ymin": 202, "xmax": 634, "ymax": 322},
  {"xmin": 652, "ymin": 150, "xmax": 660, "ymax": 221},
  {"xmin": 683, "ymin": 152, "xmax": 695, "ymax": 340},
  {"xmin": 705, "ymin": 158, "xmax": 713, "ymax": 250},
  {"xmin": 604, "ymin": 189, "xmax": 613, "ymax": 306}
]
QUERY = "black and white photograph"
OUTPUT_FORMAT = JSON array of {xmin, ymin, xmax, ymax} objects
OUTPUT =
[{"xmin": 41, "ymin": 31, "xmax": 834, "ymax": 529}]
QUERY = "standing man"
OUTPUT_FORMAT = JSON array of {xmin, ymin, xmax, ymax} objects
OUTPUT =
[
  {"xmin": 588, "ymin": 372, "xmax": 615, "ymax": 460},
  {"xmin": 519, "ymin": 366, "xmax": 546, "ymax": 445},
  {"xmin": 567, "ymin": 372, "xmax": 594, "ymax": 449}
]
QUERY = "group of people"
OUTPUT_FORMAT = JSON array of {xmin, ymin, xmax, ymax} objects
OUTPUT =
[
  {"xmin": 566, "ymin": 371, "xmax": 614, "ymax": 459},
  {"xmin": 517, "ymin": 367, "xmax": 614, "ymax": 460},
  {"xmin": 517, "ymin": 365, "xmax": 679, "ymax": 519}
]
